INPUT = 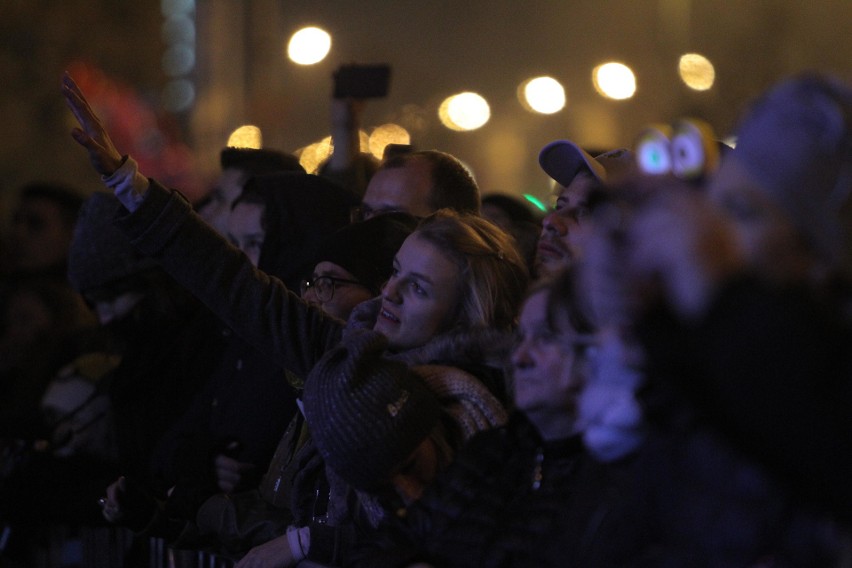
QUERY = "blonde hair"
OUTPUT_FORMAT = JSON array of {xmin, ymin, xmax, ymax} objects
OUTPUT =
[{"xmin": 414, "ymin": 209, "xmax": 529, "ymax": 331}]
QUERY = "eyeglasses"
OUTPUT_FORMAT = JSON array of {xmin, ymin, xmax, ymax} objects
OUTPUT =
[{"xmin": 299, "ymin": 275, "xmax": 366, "ymax": 303}]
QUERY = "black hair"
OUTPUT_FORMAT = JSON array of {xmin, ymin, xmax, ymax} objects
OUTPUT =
[{"xmin": 19, "ymin": 183, "xmax": 85, "ymax": 226}]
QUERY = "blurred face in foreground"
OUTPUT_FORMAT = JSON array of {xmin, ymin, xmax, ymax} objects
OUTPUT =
[
  {"xmin": 373, "ymin": 232, "xmax": 461, "ymax": 351},
  {"xmin": 707, "ymin": 160, "xmax": 809, "ymax": 282}
]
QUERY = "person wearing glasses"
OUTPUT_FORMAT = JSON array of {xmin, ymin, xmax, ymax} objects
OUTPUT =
[
  {"xmin": 106, "ymin": 172, "xmax": 357, "ymax": 541},
  {"xmin": 299, "ymin": 212, "xmax": 419, "ymax": 321},
  {"xmin": 64, "ymin": 73, "xmax": 528, "ymax": 565}
]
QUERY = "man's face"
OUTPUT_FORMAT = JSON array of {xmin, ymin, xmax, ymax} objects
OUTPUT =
[
  {"xmin": 226, "ymin": 201, "xmax": 266, "ymax": 267},
  {"xmin": 534, "ymin": 172, "xmax": 598, "ymax": 278},
  {"xmin": 198, "ymin": 168, "xmax": 249, "ymax": 236},
  {"xmin": 300, "ymin": 261, "xmax": 374, "ymax": 321},
  {"xmin": 360, "ymin": 158, "xmax": 434, "ymax": 220},
  {"xmin": 9, "ymin": 197, "xmax": 75, "ymax": 272}
]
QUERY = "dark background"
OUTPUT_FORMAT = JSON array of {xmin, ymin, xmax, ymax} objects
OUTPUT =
[{"xmin": 1, "ymin": 0, "xmax": 850, "ymax": 214}]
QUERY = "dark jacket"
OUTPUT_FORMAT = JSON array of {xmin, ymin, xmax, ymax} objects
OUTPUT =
[
  {"xmin": 114, "ymin": 179, "xmax": 513, "ymax": 392},
  {"xmin": 354, "ymin": 412, "xmax": 638, "ymax": 568},
  {"xmin": 147, "ymin": 174, "xmax": 353, "ymax": 515},
  {"xmin": 113, "ymin": 179, "xmax": 514, "ymax": 563},
  {"xmin": 622, "ymin": 276, "xmax": 852, "ymax": 566}
]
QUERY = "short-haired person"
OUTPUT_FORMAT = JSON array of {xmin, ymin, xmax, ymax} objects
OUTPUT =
[
  {"xmin": 535, "ymin": 141, "xmax": 632, "ymax": 278},
  {"xmin": 353, "ymin": 150, "xmax": 481, "ymax": 221},
  {"xmin": 196, "ymin": 146, "xmax": 304, "ymax": 236},
  {"xmin": 2, "ymin": 182, "xmax": 85, "ymax": 279},
  {"xmin": 352, "ymin": 268, "xmax": 638, "ymax": 567},
  {"xmin": 63, "ymin": 72, "xmax": 528, "ymax": 560}
]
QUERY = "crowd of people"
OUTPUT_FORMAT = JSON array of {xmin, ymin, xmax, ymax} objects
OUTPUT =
[{"xmin": 0, "ymin": 68, "xmax": 850, "ymax": 567}]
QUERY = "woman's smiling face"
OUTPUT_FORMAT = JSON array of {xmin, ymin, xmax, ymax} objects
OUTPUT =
[{"xmin": 373, "ymin": 233, "xmax": 462, "ymax": 351}]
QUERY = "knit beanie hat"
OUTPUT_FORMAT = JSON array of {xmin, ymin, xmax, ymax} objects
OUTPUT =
[
  {"xmin": 67, "ymin": 192, "xmax": 159, "ymax": 294},
  {"xmin": 711, "ymin": 73, "xmax": 852, "ymax": 265},
  {"xmin": 314, "ymin": 212, "xmax": 419, "ymax": 294},
  {"xmin": 302, "ymin": 330, "xmax": 441, "ymax": 492}
]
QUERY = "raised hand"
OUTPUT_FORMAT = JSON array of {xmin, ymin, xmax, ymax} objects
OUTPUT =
[{"xmin": 61, "ymin": 72, "xmax": 124, "ymax": 176}]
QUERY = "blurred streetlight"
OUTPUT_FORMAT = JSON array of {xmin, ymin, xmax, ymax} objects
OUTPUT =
[
  {"xmin": 679, "ymin": 53, "xmax": 715, "ymax": 91},
  {"xmin": 592, "ymin": 62, "xmax": 636, "ymax": 100},
  {"xmin": 227, "ymin": 125, "xmax": 263, "ymax": 149},
  {"xmin": 439, "ymin": 92, "xmax": 490, "ymax": 131},
  {"xmin": 519, "ymin": 76, "xmax": 566, "ymax": 114},
  {"xmin": 287, "ymin": 27, "xmax": 332, "ymax": 65}
]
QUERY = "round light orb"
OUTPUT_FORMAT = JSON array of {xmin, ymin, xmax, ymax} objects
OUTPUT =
[
  {"xmin": 439, "ymin": 92, "xmax": 490, "ymax": 131},
  {"xmin": 162, "ymin": 79, "xmax": 195, "ymax": 112},
  {"xmin": 369, "ymin": 124, "xmax": 410, "ymax": 159},
  {"xmin": 592, "ymin": 62, "xmax": 636, "ymax": 100},
  {"xmin": 162, "ymin": 45, "xmax": 195, "ymax": 77},
  {"xmin": 287, "ymin": 27, "xmax": 331, "ymax": 65},
  {"xmin": 520, "ymin": 76, "xmax": 566, "ymax": 114},
  {"xmin": 161, "ymin": 0, "xmax": 194, "ymax": 17},
  {"xmin": 678, "ymin": 53, "xmax": 715, "ymax": 91},
  {"xmin": 298, "ymin": 136, "xmax": 333, "ymax": 173}
]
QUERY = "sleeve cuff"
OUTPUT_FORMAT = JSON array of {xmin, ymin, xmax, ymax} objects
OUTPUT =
[
  {"xmin": 102, "ymin": 155, "xmax": 149, "ymax": 212},
  {"xmin": 286, "ymin": 526, "xmax": 310, "ymax": 562}
]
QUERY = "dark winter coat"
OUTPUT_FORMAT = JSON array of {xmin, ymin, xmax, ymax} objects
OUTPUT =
[{"xmin": 353, "ymin": 412, "xmax": 638, "ymax": 568}]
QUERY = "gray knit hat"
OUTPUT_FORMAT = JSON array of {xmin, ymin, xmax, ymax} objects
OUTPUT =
[
  {"xmin": 302, "ymin": 330, "xmax": 441, "ymax": 492},
  {"xmin": 710, "ymin": 73, "xmax": 852, "ymax": 265},
  {"xmin": 67, "ymin": 192, "xmax": 158, "ymax": 294}
]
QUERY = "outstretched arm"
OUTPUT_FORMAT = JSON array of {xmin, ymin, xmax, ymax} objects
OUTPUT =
[
  {"xmin": 62, "ymin": 72, "xmax": 124, "ymax": 177},
  {"xmin": 61, "ymin": 71, "xmax": 345, "ymax": 377}
]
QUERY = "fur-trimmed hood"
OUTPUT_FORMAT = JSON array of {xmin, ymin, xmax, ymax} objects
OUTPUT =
[{"xmin": 343, "ymin": 296, "xmax": 515, "ymax": 401}]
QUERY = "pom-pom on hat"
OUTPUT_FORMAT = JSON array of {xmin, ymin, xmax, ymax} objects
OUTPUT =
[
  {"xmin": 302, "ymin": 330, "xmax": 441, "ymax": 492},
  {"xmin": 314, "ymin": 212, "xmax": 419, "ymax": 295}
]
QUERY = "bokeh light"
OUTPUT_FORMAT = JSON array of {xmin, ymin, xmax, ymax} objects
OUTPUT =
[
  {"xmin": 162, "ymin": 79, "xmax": 195, "ymax": 112},
  {"xmin": 438, "ymin": 92, "xmax": 490, "ymax": 131},
  {"xmin": 297, "ymin": 136, "xmax": 333, "ymax": 173},
  {"xmin": 679, "ymin": 53, "xmax": 715, "ymax": 91},
  {"xmin": 592, "ymin": 62, "xmax": 636, "ymax": 100},
  {"xmin": 226, "ymin": 125, "xmax": 263, "ymax": 149},
  {"xmin": 162, "ymin": 45, "xmax": 195, "ymax": 77},
  {"xmin": 161, "ymin": 0, "xmax": 194, "ymax": 16},
  {"xmin": 287, "ymin": 27, "xmax": 331, "ymax": 65},
  {"xmin": 161, "ymin": 15, "xmax": 195, "ymax": 45},
  {"xmin": 369, "ymin": 124, "xmax": 410, "ymax": 159},
  {"xmin": 519, "ymin": 76, "xmax": 566, "ymax": 114}
]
